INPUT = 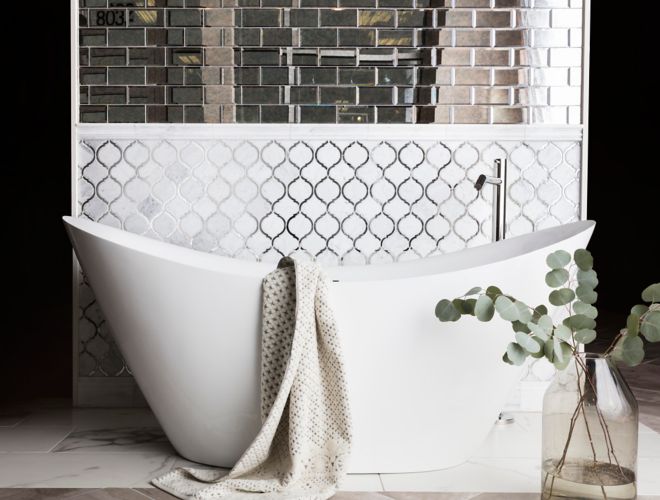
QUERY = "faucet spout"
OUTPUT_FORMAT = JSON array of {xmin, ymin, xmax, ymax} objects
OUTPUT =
[{"xmin": 474, "ymin": 174, "xmax": 503, "ymax": 191}]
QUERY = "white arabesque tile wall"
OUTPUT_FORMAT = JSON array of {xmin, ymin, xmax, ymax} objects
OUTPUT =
[{"xmin": 74, "ymin": 124, "xmax": 583, "ymax": 407}]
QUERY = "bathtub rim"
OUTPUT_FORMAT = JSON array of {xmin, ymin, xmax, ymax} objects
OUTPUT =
[{"xmin": 63, "ymin": 216, "xmax": 595, "ymax": 281}]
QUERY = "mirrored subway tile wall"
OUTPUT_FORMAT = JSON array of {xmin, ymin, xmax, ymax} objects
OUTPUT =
[
  {"xmin": 75, "ymin": 128, "xmax": 582, "ymax": 383},
  {"xmin": 79, "ymin": 0, "xmax": 583, "ymax": 124}
]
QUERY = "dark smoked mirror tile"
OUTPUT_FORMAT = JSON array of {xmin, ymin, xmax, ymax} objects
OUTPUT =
[
  {"xmin": 236, "ymin": 104, "xmax": 260, "ymax": 122},
  {"xmin": 260, "ymin": 105, "xmax": 290, "ymax": 122},
  {"xmin": 108, "ymin": 104, "xmax": 145, "ymax": 122},
  {"xmin": 80, "ymin": 29, "xmax": 108, "ymax": 46},
  {"xmin": 337, "ymin": 105, "xmax": 374, "ymax": 123},
  {"xmin": 90, "ymin": 85, "xmax": 128, "ymax": 104},
  {"xmin": 300, "ymin": 104, "xmax": 336, "ymax": 122},
  {"xmin": 80, "ymin": 105, "xmax": 108, "ymax": 122},
  {"xmin": 80, "ymin": 67, "xmax": 108, "ymax": 85}
]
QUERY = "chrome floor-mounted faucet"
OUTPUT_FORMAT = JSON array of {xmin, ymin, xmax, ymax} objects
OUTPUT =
[{"xmin": 475, "ymin": 159, "xmax": 507, "ymax": 242}]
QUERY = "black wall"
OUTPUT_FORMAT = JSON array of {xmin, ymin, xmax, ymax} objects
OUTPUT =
[
  {"xmin": 587, "ymin": 4, "xmax": 660, "ymax": 314},
  {"xmin": 2, "ymin": 3, "xmax": 658, "ymax": 403},
  {"xmin": 4, "ymin": 4, "xmax": 72, "ymax": 404}
]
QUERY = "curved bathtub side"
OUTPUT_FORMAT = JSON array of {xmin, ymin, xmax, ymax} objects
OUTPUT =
[
  {"xmin": 65, "ymin": 217, "xmax": 595, "ymax": 473},
  {"xmin": 334, "ymin": 221, "xmax": 595, "ymax": 473},
  {"xmin": 66, "ymin": 220, "xmax": 265, "ymax": 466}
]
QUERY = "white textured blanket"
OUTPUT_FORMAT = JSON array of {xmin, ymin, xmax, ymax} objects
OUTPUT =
[{"xmin": 153, "ymin": 257, "xmax": 352, "ymax": 500}]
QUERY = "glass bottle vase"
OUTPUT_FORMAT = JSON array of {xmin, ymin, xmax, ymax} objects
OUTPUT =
[{"xmin": 542, "ymin": 353, "xmax": 639, "ymax": 500}]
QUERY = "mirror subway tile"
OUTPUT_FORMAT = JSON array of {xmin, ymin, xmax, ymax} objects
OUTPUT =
[{"xmin": 78, "ymin": 2, "xmax": 582, "ymax": 123}]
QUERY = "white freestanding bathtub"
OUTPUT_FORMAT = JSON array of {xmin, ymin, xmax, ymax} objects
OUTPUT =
[{"xmin": 64, "ymin": 216, "xmax": 595, "ymax": 473}]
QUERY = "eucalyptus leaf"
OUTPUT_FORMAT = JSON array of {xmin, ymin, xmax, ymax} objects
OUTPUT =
[
  {"xmin": 577, "ymin": 269, "xmax": 599, "ymax": 288},
  {"xmin": 563, "ymin": 314, "xmax": 597, "ymax": 331},
  {"xmin": 506, "ymin": 342, "xmax": 528, "ymax": 365},
  {"xmin": 574, "ymin": 249, "xmax": 594, "ymax": 271},
  {"xmin": 575, "ymin": 328, "xmax": 597, "ymax": 344},
  {"xmin": 464, "ymin": 287, "xmax": 482, "ymax": 296},
  {"xmin": 538, "ymin": 314, "xmax": 554, "ymax": 333},
  {"xmin": 631, "ymin": 304, "xmax": 649, "ymax": 317},
  {"xmin": 546, "ymin": 250, "xmax": 571, "ymax": 270},
  {"xmin": 549, "ymin": 288, "xmax": 576, "ymax": 306},
  {"xmin": 527, "ymin": 321, "xmax": 549, "ymax": 341},
  {"xmin": 627, "ymin": 313, "xmax": 640, "ymax": 337},
  {"xmin": 573, "ymin": 301, "xmax": 598, "ymax": 319},
  {"xmin": 553, "ymin": 342, "xmax": 573, "ymax": 370},
  {"xmin": 495, "ymin": 295, "xmax": 519, "ymax": 321},
  {"xmin": 621, "ymin": 335, "xmax": 645, "ymax": 366},
  {"xmin": 545, "ymin": 269, "xmax": 570, "ymax": 288},
  {"xmin": 530, "ymin": 338, "xmax": 546, "ymax": 358},
  {"xmin": 514, "ymin": 301, "xmax": 533, "ymax": 323},
  {"xmin": 512, "ymin": 320, "xmax": 531, "ymax": 333},
  {"xmin": 544, "ymin": 338, "xmax": 554, "ymax": 362},
  {"xmin": 640, "ymin": 311, "xmax": 660, "ymax": 342},
  {"xmin": 534, "ymin": 305, "xmax": 549, "ymax": 319},
  {"xmin": 576, "ymin": 285, "xmax": 598, "ymax": 305},
  {"xmin": 464, "ymin": 298, "xmax": 477, "ymax": 315},
  {"xmin": 553, "ymin": 337, "xmax": 566, "ymax": 362},
  {"xmin": 486, "ymin": 286, "xmax": 503, "ymax": 300},
  {"xmin": 642, "ymin": 283, "xmax": 660, "ymax": 303},
  {"xmin": 452, "ymin": 299, "xmax": 469, "ymax": 315},
  {"xmin": 515, "ymin": 332, "xmax": 541, "ymax": 353},
  {"xmin": 554, "ymin": 324, "xmax": 573, "ymax": 341},
  {"xmin": 502, "ymin": 352, "xmax": 513, "ymax": 365},
  {"xmin": 435, "ymin": 299, "xmax": 461, "ymax": 322},
  {"xmin": 475, "ymin": 295, "xmax": 495, "ymax": 322}
]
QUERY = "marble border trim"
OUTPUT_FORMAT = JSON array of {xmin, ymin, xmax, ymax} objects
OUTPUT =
[{"xmin": 77, "ymin": 124, "xmax": 583, "ymax": 142}]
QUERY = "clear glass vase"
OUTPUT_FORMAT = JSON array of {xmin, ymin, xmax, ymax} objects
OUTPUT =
[{"xmin": 542, "ymin": 353, "xmax": 639, "ymax": 500}]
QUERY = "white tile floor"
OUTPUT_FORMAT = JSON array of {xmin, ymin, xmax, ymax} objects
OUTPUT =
[{"xmin": 1, "ymin": 407, "xmax": 660, "ymax": 495}]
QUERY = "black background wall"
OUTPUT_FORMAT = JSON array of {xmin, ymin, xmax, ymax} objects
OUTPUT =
[{"xmin": 2, "ymin": 3, "xmax": 658, "ymax": 404}]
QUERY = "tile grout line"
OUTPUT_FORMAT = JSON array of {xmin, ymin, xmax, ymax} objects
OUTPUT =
[{"xmin": 46, "ymin": 427, "xmax": 76, "ymax": 453}]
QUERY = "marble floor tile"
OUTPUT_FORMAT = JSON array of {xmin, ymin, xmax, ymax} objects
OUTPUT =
[
  {"xmin": 0, "ymin": 489, "xmax": 94, "ymax": 499},
  {"xmin": 339, "ymin": 474, "xmax": 384, "ymax": 492},
  {"xmin": 0, "ymin": 452, "xmax": 175, "ymax": 488},
  {"xmin": 19, "ymin": 409, "xmax": 160, "ymax": 431},
  {"xmin": 0, "ymin": 413, "xmax": 27, "ymax": 428},
  {"xmin": 637, "ymin": 457, "xmax": 660, "ymax": 496},
  {"xmin": 379, "ymin": 458, "xmax": 540, "ymax": 493},
  {"xmin": 53, "ymin": 428, "xmax": 173, "ymax": 454},
  {"xmin": 471, "ymin": 423, "xmax": 540, "ymax": 459},
  {"xmin": 0, "ymin": 426, "xmax": 73, "ymax": 453},
  {"xmin": 134, "ymin": 488, "xmax": 178, "ymax": 499}
]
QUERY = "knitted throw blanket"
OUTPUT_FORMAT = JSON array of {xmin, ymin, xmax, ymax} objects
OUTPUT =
[{"xmin": 153, "ymin": 257, "xmax": 352, "ymax": 500}]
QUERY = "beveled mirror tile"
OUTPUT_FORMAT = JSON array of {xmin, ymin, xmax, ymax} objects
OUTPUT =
[
  {"xmin": 290, "ymin": 86, "xmax": 318, "ymax": 104},
  {"xmin": 359, "ymin": 86, "xmax": 394, "ymax": 105},
  {"xmin": 78, "ymin": 0, "xmax": 583, "ymax": 125},
  {"xmin": 146, "ymin": 104, "xmax": 184, "ymax": 122},
  {"xmin": 377, "ymin": 29, "xmax": 414, "ymax": 46},
  {"xmin": 476, "ymin": 10, "xmax": 512, "ymax": 27},
  {"xmin": 184, "ymin": 105, "xmax": 205, "ymax": 122},
  {"xmin": 320, "ymin": 9, "xmax": 358, "ymax": 26},
  {"xmin": 168, "ymin": 85, "xmax": 203, "ymax": 103},
  {"xmin": 90, "ymin": 47, "xmax": 127, "ymax": 65},
  {"xmin": 300, "ymin": 105, "xmax": 336, "ymax": 122},
  {"xmin": 376, "ymin": 105, "xmax": 410, "ymax": 123},
  {"xmin": 337, "ymin": 105, "xmax": 374, "ymax": 123},
  {"xmin": 81, "ymin": 105, "xmax": 108, "ymax": 122},
  {"xmin": 492, "ymin": 105, "xmax": 526, "ymax": 123},
  {"xmin": 359, "ymin": 10, "xmax": 395, "ymax": 27},
  {"xmin": 129, "ymin": 47, "xmax": 165, "ymax": 65},
  {"xmin": 473, "ymin": 87, "xmax": 510, "ymax": 104},
  {"xmin": 236, "ymin": 104, "xmax": 260, "ymax": 122},
  {"xmin": 455, "ymin": 29, "xmax": 491, "ymax": 47},
  {"xmin": 378, "ymin": 67, "xmax": 413, "ymax": 85},
  {"xmin": 108, "ymin": 67, "xmax": 145, "ymax": 85},
  {"xmin": 453, "ymin": 105, "xmax": 489, "ymax": 123},
  {"xmin": 260, "ymin": 105, "xmax": 291, "ymax": 122},
  {"xmin": 320, "ymin": 86, "xmax": 356, "ymax": 104},
  {"xmin": 454, "ymin": 67, "xmax": 490, "ymax": 85},
  {"xmin": 108, "ymin": 104, "xmax": 146, "ymax": 122},
  {"xmin": 129, "ymin": 86, "xmax": 166, "ymax": 103},
  {"xmin": 300, "ymin": 67, "xmax": 337, "ymax": 85}
]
